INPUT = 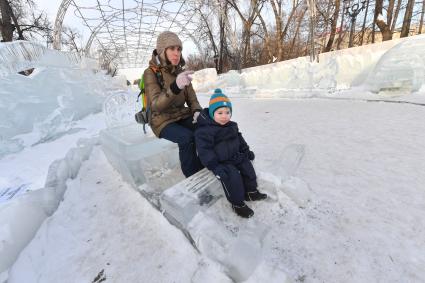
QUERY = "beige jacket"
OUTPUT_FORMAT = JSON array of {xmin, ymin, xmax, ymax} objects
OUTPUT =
[{"xmin": 144, "ymin": 51, "xmax": 202, "ymax": 137}]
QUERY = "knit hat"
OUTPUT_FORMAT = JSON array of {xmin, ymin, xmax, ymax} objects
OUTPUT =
[
  {"xmin": 156, "ymin": 31, "xmax": 183, "ymax": 56},
  {"xmin": 209, "ymin": 88, "xmax": 232, "ymax": 119}
]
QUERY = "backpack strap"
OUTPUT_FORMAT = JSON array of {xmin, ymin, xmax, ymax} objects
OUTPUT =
[
  {"xmin": 137, "ymin": 66, "xmax": 163, "ymax": 108},
  {"xmin": 136, "ymin": 66, "xmax": 164, "ymax": 134},
  {"xmin": 149, "ymin": 66, "xmax": 164, "ymax": 90}
]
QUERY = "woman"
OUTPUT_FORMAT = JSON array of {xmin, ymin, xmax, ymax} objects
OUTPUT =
[{"xmin": 144, "ymin": 31, "xmax": 204, "ymax": 178}]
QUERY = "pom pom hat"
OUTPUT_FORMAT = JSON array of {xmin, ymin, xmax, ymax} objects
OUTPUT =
[{"xmin": 209, "ymin": 88, "xmax": 232, "ymax": 119}]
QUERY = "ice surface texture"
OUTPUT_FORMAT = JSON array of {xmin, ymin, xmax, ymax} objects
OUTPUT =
[
  {"xmin": 0, "ymin": 41, "xmax": 124, "ymax": 158},
  {"xmin": 367, "ymin": 34, "xmax": 425, "ymax": 94}
]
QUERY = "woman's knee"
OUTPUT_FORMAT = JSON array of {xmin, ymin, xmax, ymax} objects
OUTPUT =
[{"xmin": 177, "ymin": 132, "xmax": 195, "ymax": 148}]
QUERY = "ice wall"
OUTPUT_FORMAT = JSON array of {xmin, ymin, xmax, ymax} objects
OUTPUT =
[
  {"xmin": 193, "ymin": 37, "xmax": 413, "ymax": 96},
  {"xmin": 0, "ymin": 41, "xmax": 126, "ymax": 158},
  {"xmin": 0, "ymin": 41, "xmax": 96, "ymax": 78}
]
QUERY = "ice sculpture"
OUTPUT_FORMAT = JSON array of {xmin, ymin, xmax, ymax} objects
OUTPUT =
[
  {"xmin": 367, "ymin": 35, "xmax": 425, "ymax": 94},
  {"xmin": 100, "ymin": 124, "xmax": 183, "ymax": 194}
]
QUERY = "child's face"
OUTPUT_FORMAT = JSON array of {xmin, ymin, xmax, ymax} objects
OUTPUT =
[{"xmin": 213, "ymin": 107, "xmax": 231, "ymax": 125}]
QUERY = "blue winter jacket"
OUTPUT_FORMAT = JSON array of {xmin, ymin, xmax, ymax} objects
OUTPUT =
[{"xmin": 195, "ymin": 108, "xmax": 250, "ymax": 171}]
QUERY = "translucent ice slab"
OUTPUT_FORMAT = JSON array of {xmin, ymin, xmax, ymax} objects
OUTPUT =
[
  {"xmin": 100, "ymin": 124, "xmax": 182, "ymax": 189},
  {"xmin": 367, "ymin": 35, "xmax": 425, "ymax": 94},
  {"xmin": 160, "ymin": 169, "xmax": 223, "ymax": 228}
]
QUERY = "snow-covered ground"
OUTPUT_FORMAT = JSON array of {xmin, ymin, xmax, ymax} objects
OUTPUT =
[{"xmin": 1, "ymin": 36, "xmax": 425, "ymax": 282}]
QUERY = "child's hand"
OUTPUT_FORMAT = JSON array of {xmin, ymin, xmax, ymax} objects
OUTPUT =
[
  {"xmin": 213, "ymin": 165, "xmax": 229, "ymax": 180},
  {"xmin": 247, "ymin": 151, "xmax": 255, "ymax": 161}
]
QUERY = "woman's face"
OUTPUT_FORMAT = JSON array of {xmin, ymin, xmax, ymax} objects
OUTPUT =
[{"xmin": 165, "ymin": 45, "xmax": 182, "ymax": 66}]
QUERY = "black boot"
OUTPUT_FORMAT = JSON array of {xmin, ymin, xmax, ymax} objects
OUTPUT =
[
  {"xmin": 245, "ymin": 191, "xmax": 268, "ymax": 201},
  {"xmin": 231, "ymin": 203, "xmax": 254, "ymax": 218}
]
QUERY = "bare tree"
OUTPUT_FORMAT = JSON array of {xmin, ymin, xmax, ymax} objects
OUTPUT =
[
  {"xmin": 256, "ymin": 9, "xmax": 274, "ymax": 63},
  {"xmin": 61, "ymin": 26, "xmax": 83, "ymax": 53},
  {"xmin": 290, "ymin": 7, "xmax": 307, "ymax": 57},
  {"xmin": 0, "ymin": 0, "xmax": 22, "ymax": 41},
  {"xmin": 321, "ymin": 0, "xmax": 340, "ymax": 52},
  {"xmin": 268, "ymin": 0, "xmax": 301, "ymax": 61},
  {"xmin": 390, "ymin": 0, "xmax": 402, "ymax": 33},
  {"xmin": 360, "ymin": 0, "xmax": 370, "ymax": 45},
  {"xmin": 374, "ymin": 0, "xmax": 392, "ymax": 40},
  {"xmin": 193, "ymin": 5, "xmax": 217, "ymax": 58},
  {"xmin": 400, "ymin": 0, "xmax": 415, "ymax": 37},
  {"xmin": 419, "ymin": 0, "xmax": 425, "ymax": 34},
  {"xmin": 217, "ymin": 1, "xmax": 228, "ymax": 73},
  {"xmin": 19, "ymin": 8, "xmax": 50, "ymax": 40},
  {"xmin": 190, "ymin": 0, "xmax": 230, "ymax": 73},
  {"xmin": 1, "ymin": 0, "xmax": 52, "ymax": 42},
  {"xmin": 226, "ymin": 0, "xmax": 265, "ymax": 67},
  {"xmin": 337, "ymin": 3, "xmax": 347, "ymax": 49}
]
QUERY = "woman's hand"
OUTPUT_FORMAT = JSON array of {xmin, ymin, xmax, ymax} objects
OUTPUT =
[{"xmin": 176, "ymin": 70, "xmax": 194, "ymax": 89}]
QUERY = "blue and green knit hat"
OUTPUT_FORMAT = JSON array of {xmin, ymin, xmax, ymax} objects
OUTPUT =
[{"xmin": 209, "ymin": 88, "xmax": 232, "ymax": 119}]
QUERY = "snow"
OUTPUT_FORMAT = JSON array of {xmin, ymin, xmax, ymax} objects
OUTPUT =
[
  {"xmin": 7, "ymin": 148, "xmax": 227, "ymax": 283},
  {"xmin": 0, "ymin": 136, "xmax": 98, "ymax": 278},
  {"xmin": 232, "ymin": 98, "xmax": 425, "ymax": 282},
  {"xmin": 1, "ymin": 35, "xmax": 425, "ymax": 282}
]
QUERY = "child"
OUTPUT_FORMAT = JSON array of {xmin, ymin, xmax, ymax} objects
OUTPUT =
[{"xmin": 194, "ymin": 88, "xmax": 267, "ymax": 218}]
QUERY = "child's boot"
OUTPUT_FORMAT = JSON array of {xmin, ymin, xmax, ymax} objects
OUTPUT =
[
  {"xmin": 245, "ymin": 190, "xmax": 268, "ymax": 201},
  {"xmin": 231, "ymin": 202, "xmax": 254, "ymax": 218}
]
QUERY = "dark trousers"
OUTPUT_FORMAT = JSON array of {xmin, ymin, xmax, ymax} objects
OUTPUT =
[
  {"xmin": 159, "ymin": 117, "xmax": 204, "ymax": 177},
  {"xmin": 218, "ymin": 159, "xmax": 258, "ymax": 205}
]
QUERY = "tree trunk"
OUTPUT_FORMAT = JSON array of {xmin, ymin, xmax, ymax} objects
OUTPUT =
[
  {"xmin": 374, "ymin": 0, "xmax": 392, "ymax": 41},
  {"xmin": 419, "ymin": 0, "xmax": 425, "ymax": 34},
  {"xmin": 337, "ymin": 5, "xmax": 345, "ymax": 49},
  {"xmin": 8, "ymin": 1, "xmax": 23, "ymax": 39},
  {"xmin": 360, "ymin": 0, "xmax": 369, "ymax": 45},
  {"xmin": 218, "ymin": 6, "xmax": 226, "ymax": 74},
  {"xmin": 0, "ymin": 0, "xmax": 14, "ymax": 41},
  {"xmin": 324, "ymin": 0, "xmax": 340, "ymax": 52},
  {"xmin": 227, "ymin": 0, "xmax": 263, "ymax": 68},
  {"xmin": 242, "ymin": 22, "xmax": 252, "ymax": 66},
  {"xmin": 280, "ymin": 4, "xmax": 298, "ymax": 59},
  {"xmin": 291, "ymin": 8, "xmax": 307, "ymax": 57},
  {"xmin": 391, "ymin": 0, "xmax": 402, "ymax": 32},
  {"xmin": 199, "ymin": 10, "xmax": 218, "ymax": 57},
  {"xmin": 270, "ymin": 0, "xmax": 284, "ymax": 61},
  {"xmin": 387, "ymin": 0, "xmax": 395, "ymax": 26},
  {"xmin": 400, "ymin": 0, "xmax": 415, "ymax": 37},
  {"xmin": 376, "ymin": 19, "xmax": 392, "ymax": 40},
  {"xmin": 257, "ymin": 12, "xmax": 273, "ymax": 62}
]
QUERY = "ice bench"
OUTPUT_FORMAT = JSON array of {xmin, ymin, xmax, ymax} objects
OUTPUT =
[
  {"xmin": 160, "ymin": 168, "xmax": 223, "ymax": 229},
  {"xmin": 99, "ymin": 123, "xmax": 298, "ymax": 281},
  {"xmin": 100, "ymin": 123, "xmax": 183, "ymax": 190},
  {"xmin": 99, "ymin": 123, "xmax": 223, "ymax": 213}
]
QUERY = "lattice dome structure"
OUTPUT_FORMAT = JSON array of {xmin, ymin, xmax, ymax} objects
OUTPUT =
[{"xmin": 53, "ymin": 0, "xmax": 201, "ymax": 69}]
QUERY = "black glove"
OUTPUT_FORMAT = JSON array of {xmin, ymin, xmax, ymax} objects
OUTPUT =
[
  {"xmin": 213, "ymin": 165, "xmax": 229, "ymax": 180},
  {"xmin": 247, "ymin": 150, "xmax": 255, "ymax": 161}
]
